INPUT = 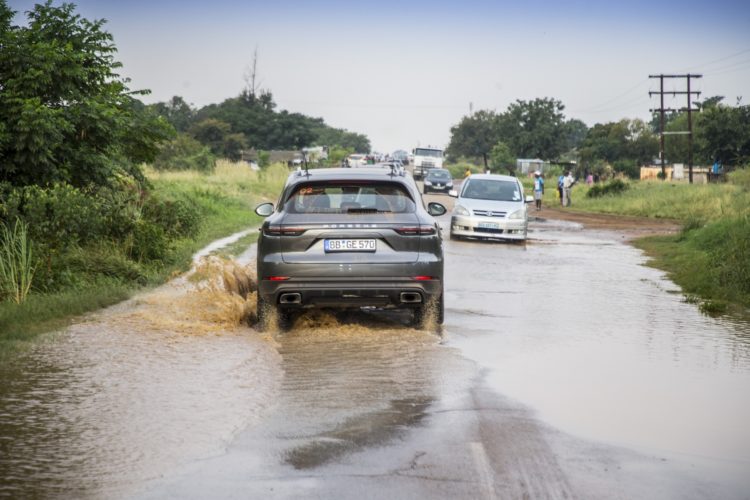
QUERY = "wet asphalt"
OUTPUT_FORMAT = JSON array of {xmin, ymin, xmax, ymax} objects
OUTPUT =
[{"xmin": 1, "ymin": 188, "xmax": 749, "ymax": 499}]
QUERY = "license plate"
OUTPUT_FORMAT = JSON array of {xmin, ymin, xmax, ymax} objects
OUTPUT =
[
  {"xmin": 324, "ymin": 239, "xmax": 376, "ymax": 252},
  {"xmin": 477, "ymin": 222, "xmax": 499, "ymax": 229}
]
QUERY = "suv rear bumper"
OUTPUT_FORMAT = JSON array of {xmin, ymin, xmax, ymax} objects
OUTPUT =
[{"xmin": 259, "ymin": 278, "xmax": 442, "ymax": 310}]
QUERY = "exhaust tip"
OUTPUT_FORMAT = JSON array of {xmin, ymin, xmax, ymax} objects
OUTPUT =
[
  {"xmin": 400, "ymin": 292, "xmax": 423, "ymax": 304},
  {"xmin": 279, "ymin": 292, "xmax": 302, "ymax": 304}
]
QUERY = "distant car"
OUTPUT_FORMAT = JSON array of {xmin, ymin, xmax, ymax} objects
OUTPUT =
[
  {"xmin": 373, "ymin": 161, "xmax": 405, "ymax": 175},
  {"xmin": 392, "ymin": 150, "xmax": 410, "ymax": 165},
  {"xmin": 449, "ymin": 174, "xmax": 533, "ymax": 241},
  {"xmin": 345, "ymin": 154, "xmax": 367, "ymax": 167},
  {"xmin": 254, "ymin": 167, "xmax": 447, "ymax": 329},
  {"xmin": 422, "ymin": 168, "xmax": 453, "ymax": 194}
]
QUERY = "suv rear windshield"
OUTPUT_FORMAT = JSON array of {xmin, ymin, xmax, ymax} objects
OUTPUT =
[
  {"xmin": 285, "ymin": 182, "xmax": 416, "ymax": 214},
  {"xmin": 461, "ymin": 179, "xmax": 522, "ymax": 202}
]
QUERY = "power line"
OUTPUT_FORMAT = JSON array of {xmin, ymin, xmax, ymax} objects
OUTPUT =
[
  {"xmin": 680, "ymin": 47, "xmax": 750, "ymax": 72},
  {"xmin": 574, "ymin": 79, "xmax": 650, "ymax": 112}
]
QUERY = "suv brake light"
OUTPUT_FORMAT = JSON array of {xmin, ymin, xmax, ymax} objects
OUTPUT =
[
  {"xmin": 394, "ymin": 225, "xmax": 436, "ymax": 235},
  {"xmin": 264, "ymin": 225, "xmax": 306, "ymax": 236}
]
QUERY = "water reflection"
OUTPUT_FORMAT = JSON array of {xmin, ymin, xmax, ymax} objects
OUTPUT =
[
  {"xmin": 285, "ymin": 396, "xmax": 434, "ymax": 469},
  {"xmin": 445, "ymin": 219, "xmax": 750, "ymax": 463}
]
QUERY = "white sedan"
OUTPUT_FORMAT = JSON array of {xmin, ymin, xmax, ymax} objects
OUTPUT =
[{"xmin": 449, "ymin": 174, "xmax": 533, "ymax": 241}]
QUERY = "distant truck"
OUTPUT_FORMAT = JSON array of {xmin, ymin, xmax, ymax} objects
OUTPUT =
[{"xmin": 412, "ymin": 147, "xmax": 444, "ymax": 179}]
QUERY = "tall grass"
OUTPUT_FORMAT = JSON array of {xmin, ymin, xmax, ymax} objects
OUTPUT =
[
  {"xmin": 562, "ymin": 177, "xmax": 750, "ymax": 223},
  {"xmin": 601, "ymin": 169, "xmax": 750, "ymax": 310},
  {"xmin": 0, "ymin": 219, "xmax": 35, "ymax": 304}
]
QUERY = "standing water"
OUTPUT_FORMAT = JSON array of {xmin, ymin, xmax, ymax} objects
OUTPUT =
[
  {"xmin": 0, "ymin": 240, "xmax": 282, "ymax": 499},
  {"xmin": 444, "ymin": 217, "xmax": 750, "ymax": 492}
]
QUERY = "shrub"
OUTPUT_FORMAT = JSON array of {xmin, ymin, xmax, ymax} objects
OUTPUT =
[
  {"xmin": 587, "ymin": 179, "xmax": 629, "ymax": 198},
  {"xmin": 613, "ymin": 159, "xmax": 640, "ymax": 179},
  {"xmin": 141, "ymin": 192, "xmax": 202, "ymax": 240},
  {"xmin": 153, "ymin": 133, "xmax": 216, "ymax": 172},
  {"xmin": 1, "ymin": 184, "xmax": 105, "ymax": 254},
  {"xmin": 130, "ymin": 219, "xmax": 170, "ymax": 263}
]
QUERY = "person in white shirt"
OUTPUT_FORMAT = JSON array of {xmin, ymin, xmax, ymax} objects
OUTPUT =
[{"xmin": 562, "ymin": 171, "xmax": 576, "ymax": 207}]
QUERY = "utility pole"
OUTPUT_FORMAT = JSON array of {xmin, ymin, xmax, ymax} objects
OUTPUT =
[{"xmin": 649, "ymin": 74, "xmax": 702, "ymax": 183}]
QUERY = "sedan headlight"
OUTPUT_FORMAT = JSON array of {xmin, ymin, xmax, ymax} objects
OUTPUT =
[
  {"xmin": 508, "ymin": 208, "xmax": 526, "ymax": 220},
  {"xmin": 424, "ymin": 180, "xmax": 432, "ymax": 185},
  {"xmin": 453, "ymin": 204, "xmax": 470, "ymax": 216},
  {"xmin": 446, "ymin": 182, "xmax": 453, "ymax": 187}
]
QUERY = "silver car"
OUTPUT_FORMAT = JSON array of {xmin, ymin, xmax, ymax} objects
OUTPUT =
[
  {"xmin": 254, "ymin": 167, "xmax": 447, "ymax": 329},
  {"xmin": 449, "ymin": 174, "xmax": 533, "ymax": 241}
]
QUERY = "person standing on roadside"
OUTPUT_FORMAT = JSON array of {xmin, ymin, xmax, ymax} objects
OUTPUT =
[
  {"xmin": 562, "ymin": 170, "xmax": 576, "ymax": 207},
  {"xmin": 533, "ymin": 171, "xmax": 544, "ymax": 211},
  {"xmin": 557, "ymin": 173, "xmax": 564, "ymax": 206}
]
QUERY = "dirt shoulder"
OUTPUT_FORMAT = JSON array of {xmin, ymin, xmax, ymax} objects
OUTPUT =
[{"xmin": 534, "ymin": 206, "xmax": 681, "ymax": 240}]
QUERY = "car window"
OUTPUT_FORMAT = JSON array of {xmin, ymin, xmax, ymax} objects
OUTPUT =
[
  {"xmin": 461, "ymin": 179, "xmax": 522, "ymax": 202},
  {"xmin": 428, "ymin": 170, "xmax": 450, "ymax": 179},
  {"xmin": 285, "ymin": 183, "xmax": 416, "ymax": 214}
]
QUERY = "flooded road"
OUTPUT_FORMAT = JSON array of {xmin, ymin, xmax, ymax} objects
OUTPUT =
[{"xmin": 2, "ymin": 212, "xmax": 750, "ymax": 499}]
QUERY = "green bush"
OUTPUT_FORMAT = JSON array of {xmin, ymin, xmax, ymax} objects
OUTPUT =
[
  {"xmin": 153, "ymin": 133, "xmax": 216, "ymax": 172},
  {"xmin": 613, "ymin": 159, "xmax": 640, "ymax": 179},
  {"xmin": 130, "ymin": 219, "xmax": 169, "ymax": 263},
  {"xmin": 141, "ymin": 192, "xmax": 202, "ymax": 240},
  {"xmin": 51, "ymin": 244, "xmax": 148, "ymax": 289},
  {"xmin": 587, "ymin": 179, "xmax": 629, "ymax": 198}
]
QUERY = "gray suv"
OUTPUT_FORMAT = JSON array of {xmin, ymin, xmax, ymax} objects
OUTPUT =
[{"xmin": 254, "ymin": 167, "xmax": 446, "ymax": 329}]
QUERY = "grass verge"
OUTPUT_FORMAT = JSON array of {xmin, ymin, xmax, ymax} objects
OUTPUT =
[
  {"xmin": 0, "ymin": 161, "xmax": 288, "ymax": 355},
  {"xmin": 539, "ymin": 170, "xmax": 750, "ymax": 312}
]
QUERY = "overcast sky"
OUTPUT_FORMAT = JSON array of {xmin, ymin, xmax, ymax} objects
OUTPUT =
[{"xmin": 7, "ymin": 0, "xmax": 750, "ymax": 153}]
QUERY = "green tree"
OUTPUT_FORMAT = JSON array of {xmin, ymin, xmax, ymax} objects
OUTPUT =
[
  {"xmin": 562, "ymin": 119, "xmax": 589, "ymax": 152},
  {"xmin": 498, "ymin": 98, "xmax": 567, "ymax": 159},
  {"xmin": 696, "ymin": 102, "xmax": 750, "ymax": 166},
  {"xmin": 0, "ymin": 1, "xmax": 171, "ymax": 187},
  {"xmin": 190, "ymin": 119, "xmax": 232, "ymax": 153},
  {"xmin": 446, "ymin": 110, "xmax": 500, "ymax": 168},
  {"xmin": 578, "ymin": 119, "xmax": 657, "ymax": 178},
  {"xmin": 150, "ymin": 96, "xmax": 195, "ymax": 132},
  {"xmin": 152, "ymin": 133, "xmax": 215, "ymax": 172},
  {"xmin": 489, "ymin": 142, "xmax": 515, "ymax": 174}
]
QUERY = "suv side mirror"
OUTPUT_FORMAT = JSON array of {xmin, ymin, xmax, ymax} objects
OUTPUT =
[
  {"xmin": 448, "ymin": 189, "xmax": 458, "ymax": 198},
  {"xmin": 255, "ymin": 202, "xmax": 274, "ymax": 217},
  {"xmin": 525, "ymin": 195, "xmax": 534, "ymax": 203},
  {"xmin": 427, "ymin": 202, "xmax": 446, "ymax": 216}
]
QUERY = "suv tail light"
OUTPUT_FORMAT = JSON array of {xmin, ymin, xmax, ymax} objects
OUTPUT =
[
  {"xmin": 264, "ymin": 225, "xmax": 306, "ymax": 236},
  {"xmin": 394, "ymin": 225, "xmax": 436, "ymax": 236}
]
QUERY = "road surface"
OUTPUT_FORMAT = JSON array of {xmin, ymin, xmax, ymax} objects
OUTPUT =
[{"xmin": 1, "ymin": 188, "xmax": 749, "ymax": 499}]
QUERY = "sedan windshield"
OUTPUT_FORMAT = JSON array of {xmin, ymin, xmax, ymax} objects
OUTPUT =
[
  {"xmin": 461, "ymin": 179, "xmax": 522, "ymax": 202},
  {"xmin": 427, "ymin": 170, "xmax": 451, "ymax": 180},
  {"xmin": 285, "ymin": 182, "xmax": 416, "ymax": 214}
]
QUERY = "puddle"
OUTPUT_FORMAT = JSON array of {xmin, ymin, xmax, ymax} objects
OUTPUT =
[
  {"xmin": 445, "ymin": 219, "xmax": 750, "ymax": 467},
  {"xmin": 0, "ymin": 244, "xmax": 280, "ymax": 498}
]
